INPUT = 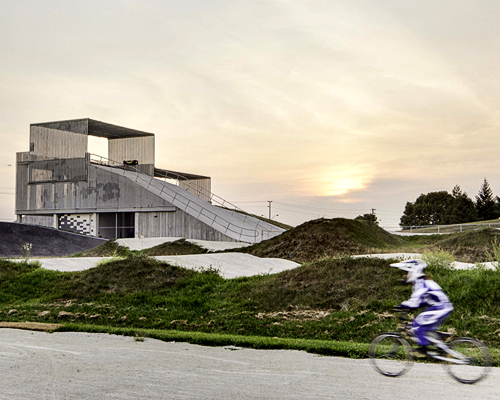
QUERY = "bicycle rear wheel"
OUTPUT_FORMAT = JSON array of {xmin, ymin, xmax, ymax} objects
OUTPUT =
[
  {"xmin": 445, "ymin": 338, "xmax": 492, "ymax": 384},
  {"xmin": 369, "ymin": 333, "xmax": 413, "ymax": 377}
]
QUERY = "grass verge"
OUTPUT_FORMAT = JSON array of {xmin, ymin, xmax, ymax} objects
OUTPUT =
[{"xmin": 56, "ymin": 322, "xmax": 369, "ymax": 358}]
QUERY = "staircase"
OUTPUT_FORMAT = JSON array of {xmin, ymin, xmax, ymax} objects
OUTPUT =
[{"xmin": 94, "ymin": 164, "xmax": 285, "ymax": 243}]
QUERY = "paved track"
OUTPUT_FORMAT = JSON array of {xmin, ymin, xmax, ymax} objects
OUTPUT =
[
  {"xmin": 0, "ymin": 329, "xmax": 498, "ymax": 399},
  {"xmin": 26, "ymin": 253, "xmax": 300, "ymax": 279}
]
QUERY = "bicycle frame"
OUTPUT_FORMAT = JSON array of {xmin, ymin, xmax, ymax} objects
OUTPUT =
[
  {"xmin": 392, "ymin": 311, "xmax": 469, "ymax": 365},
  {"xmin": 370, "ymin": 309, "xmax": 492, "ymax": 384}
]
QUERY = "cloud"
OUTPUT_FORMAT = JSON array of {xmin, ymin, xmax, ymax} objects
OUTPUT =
[{"xmin": 3, "ymin": 1, "xmax": 500, "ymax": 227}]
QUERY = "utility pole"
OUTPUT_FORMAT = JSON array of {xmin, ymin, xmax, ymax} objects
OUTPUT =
[{"xmin": 268, "ymin": 201, "xmax": 273, "ymax": 220}]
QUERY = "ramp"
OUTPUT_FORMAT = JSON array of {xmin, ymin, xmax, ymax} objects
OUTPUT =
[{"xmin": 95, "ymin": 165, "xmax": 285, "ymax": 243}]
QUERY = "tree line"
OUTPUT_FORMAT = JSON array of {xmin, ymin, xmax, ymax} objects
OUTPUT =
[{"xmin": 400, "ymin": 179, "xmax": 500, "ymax": 227}]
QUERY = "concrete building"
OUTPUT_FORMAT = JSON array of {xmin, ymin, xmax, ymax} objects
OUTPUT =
[{"xmin": 16, "ymin": 118, "xmax": 284, "ymax": 243}]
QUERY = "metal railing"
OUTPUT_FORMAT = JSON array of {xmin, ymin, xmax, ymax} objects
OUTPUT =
[
  {"xmin": 88, "ymin": 153, "xmax": 270, "ymax": 242},
  {"xmin": 89, "ymin": 154, "xmax": 276, "ymax": 231},
  {"xmin": 397, "ymin": 223, "xmax": 500, "ymax": 234}
]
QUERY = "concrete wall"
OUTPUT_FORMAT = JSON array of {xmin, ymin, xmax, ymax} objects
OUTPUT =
[
  {"xmin": 180, "ymin": 178, "xmax": 212, "ymax": 203},
  {"xmin": 19, "ymin": 214, "xmax": 55, "ymax": 228},
  {"xmin": 108, "ymin": 136, "xmax": 155, "ymax": 176},
  {"xmin": 16, "ymin": 163, "xmax": 175, "ymax": 214},
  {"xmin": 30, "ymin": 126, "xmax": 87, "ymax": 160},
  {"xmin": 29, "ymin": 157, "xmax": 88, "ymax": 183},
  {"xmin": 136, "ymin": 210, "xmax": 235, "ymax": 241}
]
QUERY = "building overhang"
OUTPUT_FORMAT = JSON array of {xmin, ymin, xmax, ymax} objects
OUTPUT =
[
  {"xmin": 31, "ymin": 118, "xmax": 154, "ymax": 139},
  {"xmin": 154, "ymin": 167, "xmax": 210, "ymax": 181}
]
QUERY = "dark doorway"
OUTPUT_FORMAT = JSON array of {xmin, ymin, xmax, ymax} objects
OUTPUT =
[{"xmin": 98, "ymin": 212, "xmax": 135, "ymax": 239}]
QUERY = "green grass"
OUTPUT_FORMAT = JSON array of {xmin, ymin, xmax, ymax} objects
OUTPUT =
[
  {"xmin": 71, "ymin": 240, "xmax": 133, "ymax": 257},
  {"xmin": 2, "ymin": 254, "xmax": 500, "ymax": 354},
  {"xmin": 404, "ymin": 219, "xmax": 500, "ymax": 234},
  {"xmin": 56, "ymin": 323, "xmax": 370, "ymax": 358},
  {"xmin": 141, "ymin": 238, "xmax": 207, "ymax": 256},
  {"xmin": 233, "ymin": 218, "xmax": 406, "ymax": 263}
]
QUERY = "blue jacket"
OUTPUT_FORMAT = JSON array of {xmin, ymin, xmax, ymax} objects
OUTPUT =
[{"xmin": 400, "ymin": 278, "xmax": 453, "ymax": 311}]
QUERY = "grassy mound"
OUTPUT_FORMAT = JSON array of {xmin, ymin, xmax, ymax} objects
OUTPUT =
[
  {"xmin": 141, "ymin": 239, "xmax": 207, "ymax": 256},
  {"xmin": 65, "ymin": 254, "xmax": 196, "ymax": 299},
  {"xmin": 428, "ymin": 228, "xmax": 500, "ymax": 263},
  {"xmin": 235, "ymin": 257, "xmax": 406, "ymax": 312},
  {"xmin": 236, "ymin": 218, "xmax": 404, "ymax": 262},
  {"xmin": 71, "ymin": 240, "xmax": 132, "ymax": 257}
]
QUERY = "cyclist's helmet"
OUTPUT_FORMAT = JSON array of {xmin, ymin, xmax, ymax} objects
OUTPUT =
[{"xmin": 390, "ymin": 259, "xmax": 427, "ymax": 283}]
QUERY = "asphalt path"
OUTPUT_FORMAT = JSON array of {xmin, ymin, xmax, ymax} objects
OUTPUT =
[
  {"xmin": 24, "ymin": 253, "xmax": 301, "ymax": 279},
  {"xmin": 0, "ymin": 329, "xmax": 498, "ymax": 399}
]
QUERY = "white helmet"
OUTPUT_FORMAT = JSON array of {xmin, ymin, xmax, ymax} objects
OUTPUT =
[{"xmin": 390, "ymin": 259, "xmax": 427, "ymax": 283}]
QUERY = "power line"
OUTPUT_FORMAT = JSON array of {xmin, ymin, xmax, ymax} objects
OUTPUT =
[
  {"xmin": 231, "ymin": 199, "xmax": 403, "ymax": 218},
  {"xmin": 272, "ymin": 206, "xmax": 334, "ymax": 217},
  {"xmin": 231, "ymin": 201, "xmax": 268, "ymax": 204},
  {"xmin": 274, "ymin": 201, "xmax": 368, "ymax": 214},
  {"xmin": 273, "ymin": 205, "xmax": 357, "ymax": 217}
]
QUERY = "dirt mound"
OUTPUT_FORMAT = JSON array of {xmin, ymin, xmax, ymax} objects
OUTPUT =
[
  {"xmin": 63, "ymin": 254, "xmax": 196, "ymax": 298},
  {"xmin": 73, "ymin": 240, "xmax": 131, "ymax": 257},
  {"xmin": 142, "ymin": 239, "xmax": 208, "ymax": 256},
  {"xmin": 239, "ymin": 218, "xmax": 403, "ymax": 263},
  {"xmin": 0, "ymin": 222, "xmax": 106, "ymax": 257}
]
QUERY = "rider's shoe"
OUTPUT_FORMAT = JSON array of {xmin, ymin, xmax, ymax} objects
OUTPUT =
[{"xmin": 413, "ymin": 346, "xmax": 428, "ymax": 357}]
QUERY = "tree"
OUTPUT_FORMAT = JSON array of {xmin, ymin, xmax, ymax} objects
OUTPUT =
[
  {"xmin": 475, "ymin": 179, "xmax": 500, "ymax": 221},
  {"xmin": 355, "ymin": 213, "xmax": 378, "ymax": 224},
  {"xmin": 400, "ymin": 191, "xmax": 455, "ymax": 227},
  {"xmin": 400, "ymin": 202, "xmax": 417, "ymax": 227},
  {"xmin": 449, "ymin": 185, "xmax": 477, "ymax": 224}
]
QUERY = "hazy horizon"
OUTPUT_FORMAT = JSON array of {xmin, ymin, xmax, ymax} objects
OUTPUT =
[{"xmin": 2, "ymin": 1, "xmax": 500, "ymax": 229}]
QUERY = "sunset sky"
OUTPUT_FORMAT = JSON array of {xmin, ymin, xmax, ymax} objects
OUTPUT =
[{"xmin": 2, "ymin": 0, "xmax": 500, "ymax": 229}]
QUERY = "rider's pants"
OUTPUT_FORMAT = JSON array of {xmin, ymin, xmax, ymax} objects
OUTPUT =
[{"xmin": 411, "ymin": 303, "xmax": 453, "ymax": 347}]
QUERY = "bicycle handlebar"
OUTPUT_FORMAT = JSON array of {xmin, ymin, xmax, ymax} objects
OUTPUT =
[{"xmin": 392, "ymin": 307, "xmax": 411, "ymax": 321}]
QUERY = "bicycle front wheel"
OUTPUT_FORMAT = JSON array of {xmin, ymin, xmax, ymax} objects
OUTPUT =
[
  {"xmin": 445, "ymin": 338, "xmax": 492, "ymax": 384},
  {"xmin": 369, "ymin": 333, "xmax": 413, "ymax": 377}
]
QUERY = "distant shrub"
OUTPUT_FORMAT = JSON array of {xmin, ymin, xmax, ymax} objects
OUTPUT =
[
  {"xmin": 486, "ymin": 237, "xmax": 500, "ymax": 270},
  {"xmin": 422, "ymin": 249, "xmax": 456, "ymax": 269}
]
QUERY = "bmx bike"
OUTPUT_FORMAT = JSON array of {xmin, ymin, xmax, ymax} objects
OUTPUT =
[{"xmin": 369, "ymin": 310, "xmax": 492, "ymax": 384}]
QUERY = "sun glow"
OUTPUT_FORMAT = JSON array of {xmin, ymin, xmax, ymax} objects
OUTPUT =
[
  {"xmin": 324, "ymin": 177, "xmax": 365, "ymax": 196},
  {"xmin": 316, "ymin": 166, "xmax": 374, "ymax": 197}
]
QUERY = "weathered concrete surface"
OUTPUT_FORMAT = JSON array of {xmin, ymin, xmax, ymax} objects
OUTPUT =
[
  {"xmin": 155, "ymin": 253, "xmax": 300, "ymax": 279},
  {"xmin": 0, "ymin": 329, "xmax": 498, "ymax": 400}
]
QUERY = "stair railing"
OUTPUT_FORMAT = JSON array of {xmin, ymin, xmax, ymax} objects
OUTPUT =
[{"xmin": 88, "ymin": 153, "xmax": 263, "ymax": 241}]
